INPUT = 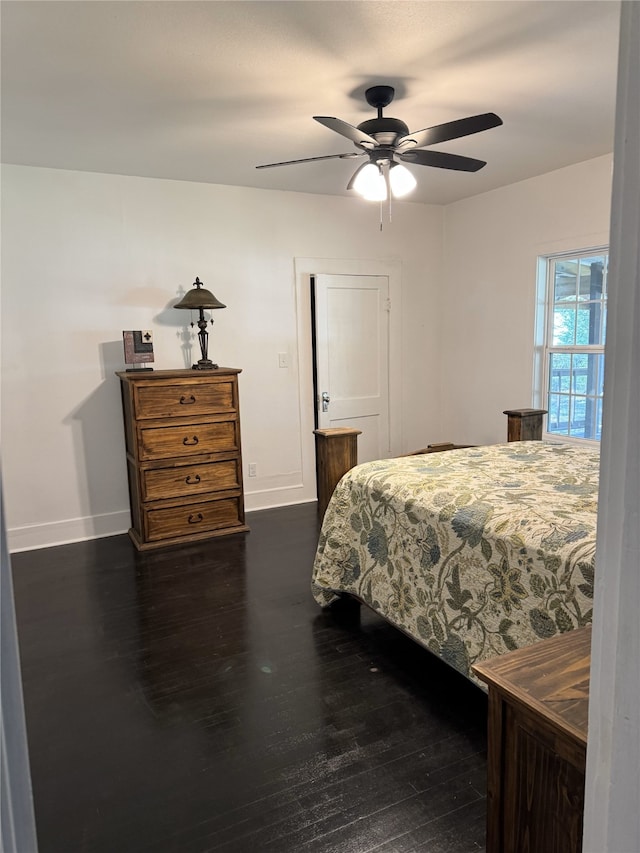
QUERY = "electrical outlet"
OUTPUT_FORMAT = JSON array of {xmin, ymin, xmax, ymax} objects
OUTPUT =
[
  {"xmin": 278, "ymin": 352, "xmax": 289, "ymax": 368},
  {"xmin": 248, "ymin": 462, "xmax": 257, "ymax": 477}
]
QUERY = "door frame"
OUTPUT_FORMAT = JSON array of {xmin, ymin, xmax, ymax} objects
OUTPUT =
[{"xmin": 294, "ymin": 257, "xmax": 402, "ymax": 497}]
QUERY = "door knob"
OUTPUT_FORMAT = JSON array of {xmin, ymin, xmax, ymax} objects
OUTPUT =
[{"xmin": 321, "ymin": 391, "xmax": 330, "ymax": 412}]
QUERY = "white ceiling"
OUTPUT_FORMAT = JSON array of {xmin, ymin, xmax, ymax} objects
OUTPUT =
[{"xmin": 1, "ymin": 0, "xmax": 621, "ymax": 205}]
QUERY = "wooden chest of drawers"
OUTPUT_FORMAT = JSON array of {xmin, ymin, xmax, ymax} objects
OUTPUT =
[{"xmin": 116, "ymin": 368, "xmax": 248, "ymax": 549}]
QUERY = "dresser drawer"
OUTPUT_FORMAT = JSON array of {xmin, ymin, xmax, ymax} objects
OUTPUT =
[
  {"xmin": 141, "ymin": 459, "xmax": 240, "ymax": 501},
  {"xmin": 134, "ymin": 380, "xmax": 236, "ymax": 419},
  {"xmin": 139, "ymin": 420, "xmax": 237, "ymax": 461},
  {"xmin": 144, "ymin": 496, "xmax": 244, "ymax": 541}
]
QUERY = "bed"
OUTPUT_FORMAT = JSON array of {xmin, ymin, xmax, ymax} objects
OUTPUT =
[{"xmin": 311, "ymin": 441, "xmax": 598, "ymax": 685}]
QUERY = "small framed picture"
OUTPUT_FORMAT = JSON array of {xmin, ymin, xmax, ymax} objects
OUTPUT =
[{"xmin": 123, "ymin": 330, "xmax": 154, "ymax": 370}]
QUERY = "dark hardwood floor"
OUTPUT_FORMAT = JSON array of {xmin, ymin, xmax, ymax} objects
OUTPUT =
[{"xmin": 11, "ymin": 503, "xmax": 487, "ymax": 853}]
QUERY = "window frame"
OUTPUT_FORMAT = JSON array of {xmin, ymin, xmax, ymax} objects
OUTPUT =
[{"xmin": 536, "ymin": 245, "xmax": 608, "ymax": 446}]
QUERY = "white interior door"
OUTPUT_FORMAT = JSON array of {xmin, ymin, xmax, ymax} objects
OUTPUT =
[{"xmin": 314, "ymin": 273, "xmax": 390, "ymax": 463}]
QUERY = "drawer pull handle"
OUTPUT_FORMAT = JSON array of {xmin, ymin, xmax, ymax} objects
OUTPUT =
[
  {"xmin": 185, "ymin": 474, "xmax": 201, "ymax": 485},
  {"xmin": 180, "ymin": 395, "xmax": 196, "ymax": 405},
  {"xmin": 183, "ymin": 436, "xmax": 199, "ymax": 446},
  {"xmin": 188, "ymin": 512, "xmax": 204, "ymax": 524}
]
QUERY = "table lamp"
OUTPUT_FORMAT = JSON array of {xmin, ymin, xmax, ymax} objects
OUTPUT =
[{"xmin": 174, "ymin": 276, "xmax": 226, "ymax": 369}]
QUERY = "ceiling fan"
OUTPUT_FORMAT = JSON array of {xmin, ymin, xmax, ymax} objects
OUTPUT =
[{"xmin": 256, "ymin": 85, "xmax": 502, "ymax": 202}]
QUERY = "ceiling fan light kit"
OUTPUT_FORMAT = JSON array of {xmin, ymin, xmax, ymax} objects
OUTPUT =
[
  {"xmin": 349, "ymin": 161, "xmax": 416, "ymax": 202},
  {"xmin": 352, "ymin": 162, "xmax": 387, "ymax": 201},
  {"xmin": 256, "ymin": 84, "xmax": 502, "ymax": 217},
  {"xmin": 388, "ymin": 163, "xmax": 417, "ymax": 198}
]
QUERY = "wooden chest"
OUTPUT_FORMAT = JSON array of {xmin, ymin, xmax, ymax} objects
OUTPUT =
[
  {"xmin": 116, "ymin": 368, "xmax": 249, "ymax": 549},
  {"xmin": 473, "ymin": 627, "xmax": 590, "ymax": 853}
]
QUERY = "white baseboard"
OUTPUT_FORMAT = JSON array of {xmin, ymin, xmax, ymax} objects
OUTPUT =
[
  {"xmin": 8, "ymin": 510, "xmax": 131, "ymax": 553},
  {"xmin": 244, "ymin": 482, "xmax": 315, "ymax": 512},
  {"xmin": 7, "ymin": 489, "xmax": 319, "ymax": 552},
  {"xmin": 245, "ymin": 497, "xmax": 316, "ymax": 517}
]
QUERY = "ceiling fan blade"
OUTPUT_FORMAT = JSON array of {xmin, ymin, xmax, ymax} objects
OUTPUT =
[
  {"xmin": 256, "ymin": 152, "xmax": 363, "ymax": 169},
  {"xmin": 396, "ymin": 112, "xmax": 502, "ymax": 151},
  {"xmin": 313, "ymin": 116, "xmax": 378, "ymax": 149},
  {"xmin": 398, "ymin": 149, "xmax": 486, "ymax": 172}
]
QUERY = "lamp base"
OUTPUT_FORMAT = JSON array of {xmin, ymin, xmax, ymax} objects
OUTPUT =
[{"xmin": 192, "ymin": 359, "xmax": 218, "ymax": 370}]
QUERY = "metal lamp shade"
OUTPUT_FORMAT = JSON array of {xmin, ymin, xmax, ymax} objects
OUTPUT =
[{"xmin": 174, "ymin": 277, "xmax": 226, "ymax": 310}]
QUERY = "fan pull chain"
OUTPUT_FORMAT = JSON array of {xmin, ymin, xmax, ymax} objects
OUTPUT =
[{"xmin": 383, "ymin": 162, "xmax": 393, "ymax": 229}]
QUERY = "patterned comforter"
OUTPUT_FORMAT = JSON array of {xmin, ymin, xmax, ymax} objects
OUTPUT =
[{"xmin": 312, "ymin": 441, "xmax": 598, "ymax": 683}]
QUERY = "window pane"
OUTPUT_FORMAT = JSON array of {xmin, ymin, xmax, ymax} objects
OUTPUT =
[
  {"xmin": 552, "ymin": 307, "xmax": 576, "ymax": 345},
  {"xmin": 596, "ymin": 398, "xmax": 603, "ymax": 440},
  {"xmin": 570, "ymin": 396, "xmax": 587, "ymax": 438},
  {"xmin": 586, "ymin": 353, "xmax": 605, "ymax": 396},
  {"xmin": 576, "ymin": 300, "xmax": 605, "ymax": 345},
  {"xmin": 549, "ymin": 353, "xmax": 571, "ymax": 392},
  {"xmin": 578, "ymin": 257, "xmax": 606, "ymax": 300},
  {"xmin": 547, "ymin": 393, "xmax": 569, "ymax": 435},
  {"xmin": 554, "ymin": 259, "xmax": 577, "ymax": 302},
  {"xmin": 584, "ymin": 396, "xmax": 600, "ymax": 440},
  {"xmin": 571, "ymin": 353, "xmax": 588, "ymax": 394},
  {"xmin": 568, "ymin": 394, "xmax": 603, "ymax": 440}
]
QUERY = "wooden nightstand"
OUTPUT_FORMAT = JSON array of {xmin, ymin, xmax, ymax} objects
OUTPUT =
[
  {"xmin": 117, "ymin": 368, "xmax": 248, "ymax": 549},
  {"xmin": 473, "ymin": 627, "xmax": 590, "ymax": 853}
]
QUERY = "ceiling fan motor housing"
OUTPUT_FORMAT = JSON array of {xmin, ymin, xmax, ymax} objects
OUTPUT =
[
  {"xmin": 357, "ymin": 85, "xmax": 409, "ymax": 147},
  {"xmin": 357, "ymin": 117, "xmax": 409, "ymax": 147}
]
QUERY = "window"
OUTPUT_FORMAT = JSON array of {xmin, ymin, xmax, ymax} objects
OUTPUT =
[{"xmin": 541, "ymin": 249, "xmax": 608, "ymax": 441}]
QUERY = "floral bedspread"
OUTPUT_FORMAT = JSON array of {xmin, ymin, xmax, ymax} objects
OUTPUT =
[{"xmin": 312, "ymin": 441, "xmax": 598, "ymax": 683}]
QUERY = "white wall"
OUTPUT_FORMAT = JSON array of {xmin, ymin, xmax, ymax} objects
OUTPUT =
[
  {"xmin": 0, "ymin": 165, "xmax": 443, "ymax": 551},
  {"xmin": 441, "ymin": 154, "xmax": 613, "ymax": 445},
  {"xmin": 1, "ymin": 155, "xmax": 617, "ymax": 551}
]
